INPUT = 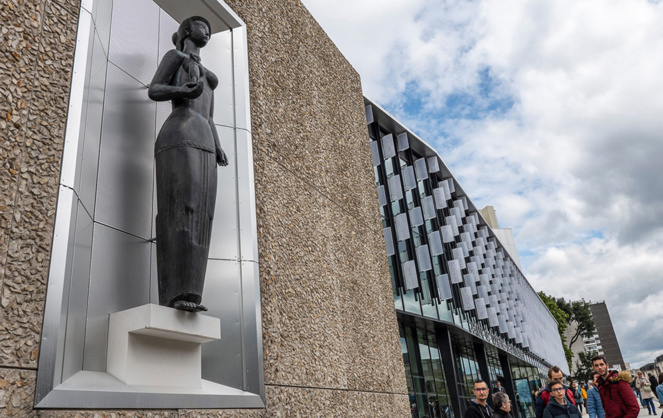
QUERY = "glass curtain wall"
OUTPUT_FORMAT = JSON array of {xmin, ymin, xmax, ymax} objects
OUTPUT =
[{"xmin": 401, "ymin": 322, "xmax": 452, "ymax": 418}]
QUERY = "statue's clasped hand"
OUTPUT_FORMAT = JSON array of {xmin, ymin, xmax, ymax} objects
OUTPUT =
[{"xmin": 180, "ymin": 80, "xmax": 204, "ymax": 99}]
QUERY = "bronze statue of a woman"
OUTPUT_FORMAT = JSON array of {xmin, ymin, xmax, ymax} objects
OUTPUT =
[{"xmin": 148, "ymin": 16, "xmax": 227, "ymax": 312}]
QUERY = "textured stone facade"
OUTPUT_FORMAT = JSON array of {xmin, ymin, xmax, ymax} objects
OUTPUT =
[{"xmin": 1, "ymin": 0, "xmax": 409, "ymax": 416}]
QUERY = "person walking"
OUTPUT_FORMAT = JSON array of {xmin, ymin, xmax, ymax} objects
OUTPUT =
[
  {"xmin": 656, "ymin": 374, "xmax": 663, "ymax": 409},
  {"xmin": 543, "ymin": 380, "xmax": 582, "ymax": 418},
  {"xmin": 592, "ymin": 355, "xmax": 639, "ymax": 418},
  {"xmin": 587, "ymin": 373, "xmax": 606, "ymax": 418},
  {"xmin": 571, "ymin": 381, "xmax": 584, "ymax": 414},
  {"xmin": 636, "ymin": 371, "xmax": 657, "ymax": 415},
  {"xmin": 582, "ymin": 383, "xmax": 588, "ymax": 413},
  {"xmin": 493, "ymin": 392, "xmax": 514, "ymax": 418}
]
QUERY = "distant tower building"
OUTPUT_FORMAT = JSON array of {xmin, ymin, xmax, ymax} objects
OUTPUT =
[{"xmin": 588, "ymin": 301, "xmax": 626, "ymax": 370}]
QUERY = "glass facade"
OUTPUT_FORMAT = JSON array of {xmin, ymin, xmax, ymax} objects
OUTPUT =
[{"xmin": 366, "ymin": 98, "xmax": 568, "ymax": 418}]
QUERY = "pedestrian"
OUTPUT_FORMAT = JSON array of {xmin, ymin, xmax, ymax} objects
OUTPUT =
[
  {"xmin": 592, "ymin": 355, "xmax": 639, "ymax": 418},
  {"xmin": 493, "ymin": 392, "xmax": 514, "ymax": 418},
  {"xmin": 571, "ymin": 381, "xmax": 584, "ymax": 414},
  {"xmin": 650, "ymin": 374, "xmax": 660, "ymax": 395},
  {"xmin": 535, "ymin": 366, "xmax": 577, "ymax": 418},
  {"xmin": 465, "ymin": 380, "xmax": 494, "ymax": 418},
  {"xmin": 543, "ymin": 380, "xmax": 582, "ymax": 418},
  {"xmin": 495, "ymin": 381, "xmax": 506, "ymax": 394},
  {"xmin": 656, "ymin": 374, "xmax": 663, "ymax": 409},
  {"xmin": 582, "ymin": 383, "xmax": 588, "ymax": 413},
  {"xmin": 637, "ymin": 371, "xmax": 658, "ymax": 415},
  {"xmin": 587, "ymin": 372, "xmax": 606, "ymax": 418}
]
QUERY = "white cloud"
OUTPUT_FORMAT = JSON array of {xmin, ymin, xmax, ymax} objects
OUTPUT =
[{"xmin": 301, "ymin": 0, "xmax": 663, "ymax": 367}]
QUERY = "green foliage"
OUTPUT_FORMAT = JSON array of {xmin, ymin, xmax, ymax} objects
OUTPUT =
[
  {"xmin": 538, "ymin": 292, "xmax": 569, "ymax": 335},
  {"xmin": 571, "ymin": 351, "xmax": 598, "ymax": 383}
]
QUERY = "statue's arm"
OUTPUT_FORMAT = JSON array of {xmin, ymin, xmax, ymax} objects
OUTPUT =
[
  {"xmin": 148, "ymin": 50, "xmax": 202, "ymax": 101},
  {"xmin": 209, "ymin": 93, "xmax": 228, "ymax": 166}
]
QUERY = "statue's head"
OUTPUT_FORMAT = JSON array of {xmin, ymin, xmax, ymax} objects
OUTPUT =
[{"xmin": 172, "ymin": 16, "xmax": 212, "ymax": 50}]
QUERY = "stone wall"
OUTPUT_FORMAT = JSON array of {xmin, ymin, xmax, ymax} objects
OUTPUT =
[{"xmin": 0, "ymin": 0, "xmax": 409, "ymax": 415}]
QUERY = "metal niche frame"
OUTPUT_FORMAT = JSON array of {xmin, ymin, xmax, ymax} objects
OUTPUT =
[{"xmin": 35, "ymin": 0, "xmax": 264, "ymax": 409}]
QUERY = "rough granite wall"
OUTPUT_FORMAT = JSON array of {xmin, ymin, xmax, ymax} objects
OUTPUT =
[{"xmin": 0, "ymin": 0, "xmax": 409, "ymax": 416}]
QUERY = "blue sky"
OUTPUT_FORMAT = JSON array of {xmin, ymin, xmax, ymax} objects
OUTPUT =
[{"xmin": 301, "ymin": 0, "xmax": 663, "ymax": 369}]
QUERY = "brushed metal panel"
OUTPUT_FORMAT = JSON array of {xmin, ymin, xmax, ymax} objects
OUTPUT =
[
  {"xmin": 409, "ymin": 206, "xmax": 423, "ymax": 227},
  {"xmin": 388, "ymin": 174, "xmax": 403, "ymax": 202},
  {"xmin": 95, "ymin": 63, "xmax": 155, "ymax": 239},
  {"xmin": 377, "ymin": 185, "xmax": 386, "ymax": 207},
  {"xmin": 381, "ymin": 134, "xmax": 395, "ymax": 159},
  {"xmin": 402, "ymin": 260, "xmax": 418, "ymax": 290},
  {"xmin": 441, "ymin": 225, "xmax": 454, "ymax": 243},
  {"xmin": 62, "ymin": 200, "xmax": 94, "ymax": 381},
  {"xmin": 84, "ymin": 223, "xmax": 152, "ymax": 371},
  {"xmin": 393, "ymin": 213, "xmax": 410, "ymax": 242},
  {"xmin": 452, "ymin": 247, "xmax": 466, "ymax": 269},
  {"xmin": 422, "ymin": 195, "xmax": 435, "ymax": 220},
  {"xmin": 370, "ymin": 141, "xmax": 380, "ymax": 167},
  {"xmin": 239, "ymin": 261, "xmax": 264, "ymax": 396},
  {"xmin": 365, "ymin": 104, "xmax": 374, "ymax": 124},
  {"xmin": 397, "ymin": 132, "xmax": 409, "ymax": 151},
  {"xmin": 428, "ymin": 231, "xmax": 443, "ymax": 256},
  {"xmin": 487, "ymin": 307, "xmax": 498, "ymax": 327},
  {"xmin": 448, "ymin": 259, "xmax": 462, "ymax": 284},
  {"xmin": 201, "ymin": 259, "xmax": 242, "ymax": 389},
  {"xmin": 402, "ymin": 166, "xmax": 416, "ymax": 191},
  {"xmin": 383, "ymin": 227, "xmax": 395, "ymax": 256},
  {"xmin": 69, "ymin": 17, "xmax": 95, "ymax": 196},
  {"xmin": 415, "ymin": 245, "xmax": 431, "ymax": 272},
  {"xmin": 463, "ymin": 274, "xmax": 476, "ymax": 295},
  {"xmin": 202, "ymin": 29, "xmax": 234, "ymax": 128},
  {"xmin": 433, "ymin": 187, "xmax": 447, "ymax": 209},
  {"xmin": 436, "ymin": 274, "xmax": 451, "ymax": 300},
  {"xmin": 59, "ymin": 12, "xmax": 93, "ymax": 190},
  {"xmin": 35, "ymin": 187, "xmax": 77, "ymax": 403},
  {"xmin": 427, "ymin": 156, "xmax": 439, "ymax": 173},
  {"xmin": 153, "ymin": 0, "xmax": 239, "ymax": 33},
  {"xmin": 460, "ymin": 287, "xmax": 474, "ymax": 311},
  {"xmin": 108, "ymin": 0, "xmax": 159, "ymax": 85},
  {"xmin": 445, "ymin": 216, "xmax": 459, "ymax": 236},
  {"xmin": 441, "ymin": 180, "xmax": 451, "ymax": 201},
  {"xmin": 235, "ymin": 128, "xmax": 259, "ymax": 263},
  {"xmin": 414, "ymin": 158, "xmax": 428, "ymax": 181},
  {"xmin": 475, "ymin": 298, "xmax": 488, "ymax": 319},
  {"xmin": 93, "ymin": 0, "xmax": 113, "ymax": 57},
  {"xmin": 157, "ymin": 8, "xmax": 179, "ymax": 63},
  {"xmin": 232, "ymin": 26, "xmax": 251, "ymax": 132},
  {"xmin": 208, "ymin": 125, "xmax": 239, "ymax": 261},
  {"xmin": 78, "ymin": 32, "xmax": 108, "ymax": 215}
]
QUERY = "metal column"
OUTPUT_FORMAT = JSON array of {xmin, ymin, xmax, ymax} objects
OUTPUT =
[
  {"xmin": 436, "ymin": 326, "xmax": 462, "ymax": 418},
  {"xmin": 499, "ymin": 353, "xmax": 519, "ymax": 418}
]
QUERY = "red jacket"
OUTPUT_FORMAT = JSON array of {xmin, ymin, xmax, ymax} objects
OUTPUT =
[{"xmin": 596, "ymin": 370, "xmax": 639, "ymax": 418}]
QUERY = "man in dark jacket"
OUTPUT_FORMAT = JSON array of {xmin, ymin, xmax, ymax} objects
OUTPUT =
[
  {"xmin": 592, "ymin": 355, "xmax": 639, "ymax": 418},
  {"xmin": 543, "ymin": 380, "xmax": 582, "ymax": 418},
  {"xmin": 465, "ymin": 380, "xmax": 494, "ymax": 418},
  {"xmin": 535, "ymin": 366, "xmax": 577, "ymax": 418}
]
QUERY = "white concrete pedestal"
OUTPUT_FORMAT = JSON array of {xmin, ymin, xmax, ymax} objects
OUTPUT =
[{"xmin": 106, "ymin": 304, "xmax": 220, "ymax": 388}]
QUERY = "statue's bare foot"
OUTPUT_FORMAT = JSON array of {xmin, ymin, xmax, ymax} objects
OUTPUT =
[{"xmin": 172, "ymin": 300, "xmax": 208, "ymax": 312}]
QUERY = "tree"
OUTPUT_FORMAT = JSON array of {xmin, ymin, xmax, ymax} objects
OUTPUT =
[
  {"xmin": 571, "ymin": 350, "xmax": 598, "ymax": 383},
  {"xmin": 556, "ymin": 299, "xmax": 596, "ymax": 348}
]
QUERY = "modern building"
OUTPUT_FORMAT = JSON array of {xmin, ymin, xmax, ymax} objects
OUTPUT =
[
  {"xmin": 0, "ymin": 0, "xmax": 567, "ymax": 416},
  {"xmin": 589, "ymin": 301, "xmax": 626, "ymax": 371},
  {"xmin": 366, "ymin": 99, "xmax": 568, "ymax": 418}
]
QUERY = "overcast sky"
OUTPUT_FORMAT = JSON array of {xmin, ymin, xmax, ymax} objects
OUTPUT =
[{"xmin": 301, "ymin": 0, "xmax": 663, "ymax": 369}]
